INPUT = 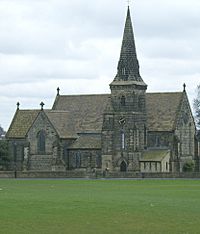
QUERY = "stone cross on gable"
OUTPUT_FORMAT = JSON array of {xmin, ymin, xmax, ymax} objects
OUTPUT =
[
  {"xmin": 16, "ymin": 102, "xmax": 20, "ymax": 110},
  {"xmin": 40, "ymin": 102, "xmax": 45, "ymax": 110},
  {"xmin": 57, "ymin": 87, "xmax": 60, "ymax": 96},
  {"xmin": 183, "ymin": 83, "xmax": 186, "ymax": 92}
]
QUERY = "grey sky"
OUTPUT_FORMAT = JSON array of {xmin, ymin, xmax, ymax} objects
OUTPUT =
[{"xmin": 0, "ymin": 0, "xmax": 200, "ymax": 130}]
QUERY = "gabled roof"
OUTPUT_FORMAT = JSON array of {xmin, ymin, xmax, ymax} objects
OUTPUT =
[
  {"xmin": 146, "ymin": 92, "xmax": 183, "ymax": 131},
  {"xmin": 6, "ymin": 110, "xmax": 78, "ymax": 139},
  {"xmin": 6, "ymin": 110, "xmax": 40, "ymax": 138},
  {"xmin": 7, "ymin": 91, "xmax": 184, "ymax": 139},
  {"xmin": 45, "ymin": 111, "xmax": 77, "ymax": 139},
  {"xmin": 53, "ymin": 94, "xmax": 110, "ymax": 133}
]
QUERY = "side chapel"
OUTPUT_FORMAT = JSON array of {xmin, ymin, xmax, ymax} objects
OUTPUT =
[{"xmin": 6, "ymin": 7, "xmax": 199, "ymax": 173}]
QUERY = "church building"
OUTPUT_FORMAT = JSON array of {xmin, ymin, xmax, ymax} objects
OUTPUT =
[{"xmin": 6, "ymin": 7, "xmax": 199, "ymax": 173}]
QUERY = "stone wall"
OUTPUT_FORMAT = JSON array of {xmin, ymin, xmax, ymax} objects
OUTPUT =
[
  {"xmin": 2, "ymin": 171, "xmax": 200, "ymax": 179},
  {"xmin": 67, "ymin": 149, "xmax": 101, "ymax": 170},
  {"xmin": 147, "ymin": 132, "xmax": 173, "ymax": 149},
  {"xmin": 174, "ymin": 92, "xmax": 196, "ymax": 171},
  {"xmin": 27, "ymin": 112, "xmax": 58, "ymax": 156}
]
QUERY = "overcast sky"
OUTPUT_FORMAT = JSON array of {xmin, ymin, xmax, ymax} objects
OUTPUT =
[{"xmin": 0, "ymin": 0, "xmax": 200, "ymax": 130}]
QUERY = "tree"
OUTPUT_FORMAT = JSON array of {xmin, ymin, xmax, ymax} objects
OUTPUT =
[
  {"xmin": 0, "ymin": 125, "xmax": 6, "ymax": 138},
  {"xmin": 0, "ymin": 140, "xmax": 9, "ymax": 170},
  {"xmin": 194, "ymin": 85, "xmax": 200, "ymax": 129}
]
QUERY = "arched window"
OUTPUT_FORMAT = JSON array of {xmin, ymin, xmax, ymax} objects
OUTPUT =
[
  {"xmin": 76, "ymin": 152, "xmax": 81, "ymax": 168},
  {"xmin": 121, "ymin": 131, "xmax": 125, "ymax": 150},
  {"xmin": 120, "ymin": 161, "xmax": 127, "ymax": 172},
  {"xmin": 121, "ymin": 96, "xmax": 126, "ymax": 106},
  {"xmin": 37, "ymin": 130, "xmax": 46, "ymax": 153}
]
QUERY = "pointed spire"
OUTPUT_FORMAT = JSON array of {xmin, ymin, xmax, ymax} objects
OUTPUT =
[{"xmin": 113, "ymin": 6, "xmax": 144, "ymax": 84}]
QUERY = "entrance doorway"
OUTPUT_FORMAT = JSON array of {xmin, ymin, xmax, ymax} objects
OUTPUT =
[{"xmin": 120, "ymin": 161, "xmax": 127, "ymax": 172}]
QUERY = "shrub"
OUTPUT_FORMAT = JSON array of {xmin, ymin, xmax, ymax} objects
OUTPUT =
[
  {"xmin": 183, "ymin": 160, "xmax": 195, "ymax": 172},
  {"xmin": 0, "ymin": 140, "xmax": 9, "ymax": 170}
]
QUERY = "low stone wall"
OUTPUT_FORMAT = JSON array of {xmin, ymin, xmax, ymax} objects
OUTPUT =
[
  {"xmin": 0, "ymin": 171, "xmax": 15, "ymax": 178},
  {"xmin": 104, "ymin": 172, "xmax": 200, "ymax": 179},
  {"xmin": 1, "ymin": 171, "xmax": 200, "ymax": 179}
]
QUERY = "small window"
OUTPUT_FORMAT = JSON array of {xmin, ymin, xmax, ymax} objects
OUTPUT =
[
  {"xmin": 121, "ymin": 131, "xmax": 125, "ymax": 150},
  {"xmin": 76, "ymin": 152, "xmax": 81, "ymax": 168},
  {"xmin": 155, "ymin": 162, "xmax": 157, "ymax": 171},
  {"xmin": 37, "ymin": 130, "xmax": 46, "ymax": 153},
  {"xmin": 121, "ymin": 96, "xmax": 126, "ymax": 106},
  {"xmin": 156, "ymin": 136, "xmax": 160, "ymax": 147}
]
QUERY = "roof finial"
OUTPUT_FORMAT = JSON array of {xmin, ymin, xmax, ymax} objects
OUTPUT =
[
  {"xmin": 40, "ymin": 102, "xmax": 45, "ymax": 110},
  {"xmin": 183, "ymin": 83, "xmax": 186, "ymax": 92},
  {"xmin": 57, "ymin": 87, "xmax": 60, "ymax": 96},
  {"xmin": 16, "ymin": 102, "xmax": 20, "ymax": 110},
  {"xmin": 127, "ymin": 0, "xmax": 130, "ymax": 7}
]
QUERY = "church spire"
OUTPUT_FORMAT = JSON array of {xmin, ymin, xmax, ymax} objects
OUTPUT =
[{"xmin": 113, "ymin": 6, "xmax": 145, "ymax": 85}]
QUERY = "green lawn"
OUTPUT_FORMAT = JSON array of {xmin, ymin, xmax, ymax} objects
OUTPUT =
[{"xmin": 0, "ymin": 179, "xmax": 200, "ymax": 234}]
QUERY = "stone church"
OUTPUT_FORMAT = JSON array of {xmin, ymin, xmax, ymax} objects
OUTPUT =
[{"xmin": 6, "ymin": 7, "xmax": 199, "ymax": 173}]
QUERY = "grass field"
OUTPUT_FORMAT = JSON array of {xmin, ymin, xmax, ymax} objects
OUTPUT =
[{"xmin": 0, "ymin": 179, "xmax": 200, "ymax": 234}]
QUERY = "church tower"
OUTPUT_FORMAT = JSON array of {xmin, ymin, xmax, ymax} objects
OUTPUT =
[{"xmin": 102, "ymin": 6, "xmax": 147, "ymax": 172}]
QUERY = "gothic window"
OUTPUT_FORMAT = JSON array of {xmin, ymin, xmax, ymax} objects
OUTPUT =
[
  {"xmin": 120, "ymin": 161, "xmax": 127, "ymax": 172},
  {"xmin": 133, "ymin": 127, "xmax": 139, "ymax": 151},
  {"xmin": 121, "ymin": 96, "xmax": 126, "ymax": 106},
  {"xmin": 156, "ymin": 136, "xmax": 160, "ymax": 147},
  {"xmin": 96, "ymin": 153, "xmax": 102, "ymax": 168},
  {"xmin": 71, "ymin": 154, "xmax": 76, "ymax": 168},
  {"xmin": 138, "ymin": 96, "xmax": 143, "ymax": 110},
  {"xmin": 37, "ymin": 130, "xmax": 46, "ymax": 153},
  {"xmin": 76, "ymin": 152, "xmax": 81, "ymax": 168},
  {"xmin": 144, "ymin": 125, "xmax": 147, "ymax": 148}
]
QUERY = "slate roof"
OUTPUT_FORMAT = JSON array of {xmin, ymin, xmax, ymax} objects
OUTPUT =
[
  {"xmin": 6, "ymin": 110, "xmax": 77, "ymax": 139},
  {"xmin": 6, "ymin": 110, "xmax": 40, "ymax": 138},
  {"xmin": 52, "ymin": 94, "xmax": 110, "ymax": 133},
  {"xmin": 53, "ymin": 92, "xmax": 183, "ymax": 132},
  {"xmin": 7, "ymin": 92, "xmax": 183, "ymax": 139},
  {"xmin": 45, "ymin": 111, "xmax": 77, "ymax": 139},
  {"xmin": 68, "ymin": 134, "xmax": 101, "ymax": 149},
  {"xmin": 146, "ymin": 92, "xmax": 183, "ymax": 131},
  {"xmin": 140, "ymin": 149, "xmax": 170, "ymax": 162}
]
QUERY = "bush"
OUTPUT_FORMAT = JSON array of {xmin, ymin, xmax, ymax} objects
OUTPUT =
[
  {"xmin": 183, "ymin": 160, "xmax": 195, "ymax": 172},
  {"xmin": 0, "ymin": 140, "xmax": 9, "ymax": 170}
]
